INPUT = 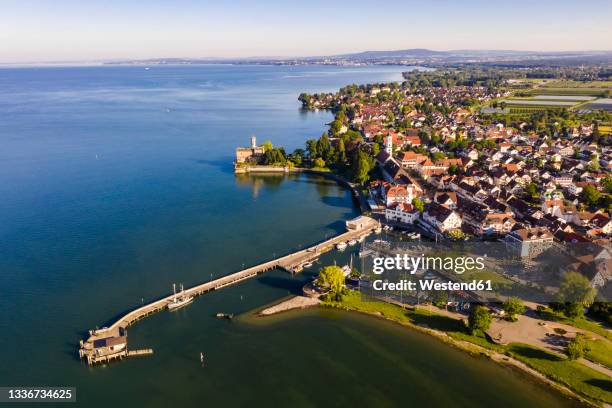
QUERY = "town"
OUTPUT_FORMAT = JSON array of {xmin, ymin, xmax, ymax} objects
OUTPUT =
[{"xmin": 235, "ymin": 66, "xmax": 612, "ymax": 296}]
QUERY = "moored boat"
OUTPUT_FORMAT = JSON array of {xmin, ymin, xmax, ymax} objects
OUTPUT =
[{"xmin": 168, "ymin": 283, "xmax": 194, "ymax": 311}]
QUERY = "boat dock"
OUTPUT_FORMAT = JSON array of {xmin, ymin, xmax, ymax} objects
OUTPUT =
[{"xmin": 79, "ymin": 216, "xmax": 378, "ymax": 365}]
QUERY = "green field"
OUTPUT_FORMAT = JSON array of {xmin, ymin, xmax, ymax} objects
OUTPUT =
[
  {"xmin": 585, "ymin": 338, "xmax": 612, "ymax": 369},
  {"xmin": 506, "ymin": 344, "xmax": 612, "ymax": 404},
  {"xmin": 530, "ymin": 88, "xmax": 608, "ymax": 97},
  {"xmin": 543, "ymin": 80, "xmax": 612, "ymax": 88}
]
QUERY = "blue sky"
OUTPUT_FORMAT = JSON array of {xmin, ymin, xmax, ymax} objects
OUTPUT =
[{"xmin": 0, "ymin": 0, "xmax": 610, "ymax": 62}]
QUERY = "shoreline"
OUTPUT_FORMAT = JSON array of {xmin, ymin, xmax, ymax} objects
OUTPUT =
[
  {"xmin": 258, "ymin": 294, "xmax": 603, "ymax": 407},
  {"xmin": 319, "ymin": 301, "xmax": 605, "ymax": 408}
]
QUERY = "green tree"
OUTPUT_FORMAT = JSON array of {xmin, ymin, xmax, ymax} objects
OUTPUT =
[
  {"xmin": 330, "ymin": 120, "xmax": 342, "ymax": 135},
  {"xmin": 468, "ymin": 306, "xmax": 492, "ymax": 334},
  {"xmin": 412, "ymin": 197, "xmax": 425, "ymax": 213},
  {"xmin": 430, "ymin": 290, "xmax": 449, "ymax": 309},
  {"xmin": 581, "ymin": 185, "xmax": 601, "ymax": 207},
  {"xmin": 262, "ymin": 140, "xmax": 273, "ymax": 152},
  {"xmin": 524, "ymin": 182, "xmax": 539, "ymax": 199},
  {"xmin": 313, "ymin": 157, "xmax": 326, "ymax": 169},
  {"xmin": 602, "ymin": 176, "xmax": 612, "ymax": 195},
  {"xmin": 371, "ymin": 143, "xmax": 380, "ymax": 156},
  {"xmin": 431, "ymin": 151, "xmax": 445, "ymax": 161},
  {"xmin": 567, "ymin": 333, "xmax": 590, "ymax": 360},
  {"xmin": 351, "ymin": 149, "xmax": 374, "ymax": 185},
  {"xmin": 555, "ymin": 272, "xmax": 596, "ymax": 319},
  {"xmin": 588, "ymin": 156, "xmax": 600, "ymax": 171},
  {"xmin": 306, "ymin": 139, "xmax": 319, "ymax": 158},
  {"xmin": 503, "ymin": 297, "xmax": 525, "ymax": 322},
  {"xmin": 317, "ymin": 265, "xmax": 345, "ymax": 299}
]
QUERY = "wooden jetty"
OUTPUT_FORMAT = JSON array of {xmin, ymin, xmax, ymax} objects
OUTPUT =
[{"xmin": 79, "ymin": 216, "xmax": 378, "ymax": 365}]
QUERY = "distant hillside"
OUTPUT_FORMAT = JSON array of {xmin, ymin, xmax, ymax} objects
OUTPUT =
[{"xmin": 335, "ymin": 48, "xmax": 449, "ymax": 60}]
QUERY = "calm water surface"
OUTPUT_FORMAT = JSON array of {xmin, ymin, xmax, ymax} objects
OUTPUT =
[{"xmin": 0, "ymin": 65, "xmax": 581, "ymax": 407}]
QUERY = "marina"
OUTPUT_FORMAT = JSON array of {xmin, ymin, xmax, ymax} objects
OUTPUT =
[{"xmin": 79, "ymin": 216, "xmax": 378, "ymax": 365}]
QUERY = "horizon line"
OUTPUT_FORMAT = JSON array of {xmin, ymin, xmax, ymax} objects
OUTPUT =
[{"xmin": 2, "ymin": 47, "xmax": 612, "ymax": 66}]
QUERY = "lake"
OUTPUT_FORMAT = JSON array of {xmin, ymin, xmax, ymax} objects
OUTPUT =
[{"xmin": 0, "ymin": 65, "xmax": 582, "ymax": 407}]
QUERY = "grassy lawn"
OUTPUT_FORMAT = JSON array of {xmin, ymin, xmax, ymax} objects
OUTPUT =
[
  {"xmin": 537, "ymin": 308, "xmax": 612, "ymax": 341},
  {"xmin": 323, "ymin": 291, "xmax": 612, "ymax": 404},
  {"xmin": 584, "ymin": 338, "xmax": 612, "ymax": 369},
  {"xmin": 507, "ymin": 344, "xmax": 612, "ymax": 404}
]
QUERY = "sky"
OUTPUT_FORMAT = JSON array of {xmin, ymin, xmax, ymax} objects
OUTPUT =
[{"xmin": 0, "ymin": 0, "xmax": 611, "ymax": 63}]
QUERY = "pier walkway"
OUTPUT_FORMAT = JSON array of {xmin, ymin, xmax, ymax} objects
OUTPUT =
[{"xmin": 80, "ymin": 216, "xmax": 378, "ymax": 364}]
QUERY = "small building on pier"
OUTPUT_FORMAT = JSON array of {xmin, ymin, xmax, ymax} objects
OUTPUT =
[{"xmin": 346, "ymin": 215, "xmax": 377, "ymax": 231}]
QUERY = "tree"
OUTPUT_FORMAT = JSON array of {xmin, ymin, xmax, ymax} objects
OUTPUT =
[
  {"xmin": 502, "ymin": 297, "xmax": 525, "ymax": 322},
  {"xmin": 263, "ymin": 148, "xmax": 286, "ymax": 165},
  {"xmin": 412, "ymin": 197, "xmax": 425, "ymax": 213},
  {"xmin": 431, "ymin": 151, "xmax": 445, "ymax": 161},
  {"xmin": 430, "ymin": 290, "xmax": 449, "ymax": 309},
  {"xmin": 371, "ymin": 143, "xmax": 380, "ymax": 156},
  {"xmin": 306, "ymin": 139, "xmax": 319, "ymax": 158},
  {"xmin": 587, "ymin": 156, "xmax": 600, "ymax": 172},
  {"xmin": 351, "ymin": 149, "xmax": 374, "ymax": 185},
  {"xmin": 524, "ymin": 182, "xmax": 539, "ymax": 199},
  {"xmin": 262, "ymin": 140, "xmax": 273, "ymax": 152},
  {"xmin": 317, "ymin": 265, "xmax": 345, "ymax": 300},
  {"xmin": 318, "ymin": 134, "xmax": 331, "ymax": 160},
  {"xmin": 313, "ymin": 157, "xmax": 326, "ymax": 169},
  {"xmin": 468, "ymin": 306, "xmax": 492, "ymax": 334},
  {"xmin": 330, "ymin": 120, "xmax": 342, "ymax": 135},
  {"xmin": 555, "ymin": 272, "xmax": 596, "ymax": 319},
  {"xmin": 567, "ymin": 333, "xmax": 590, "ymax": 360},
  {"xmin": 581, "ymin": 185, "xmax": 601, "ymax": 207},
  {"xmin": 602, "ymin": 176, "xmax": 612, "ymax": 195}
]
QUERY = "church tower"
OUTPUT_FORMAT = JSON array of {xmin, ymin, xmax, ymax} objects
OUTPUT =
[{"xmin": 385, "ymin": 136, "xmax": 393, "ymax": 155}]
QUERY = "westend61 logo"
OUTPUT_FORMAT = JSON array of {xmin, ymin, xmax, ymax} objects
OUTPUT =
[{"xmin": 372, "ymin": 254, "xmax": 486, "ymax": 275}]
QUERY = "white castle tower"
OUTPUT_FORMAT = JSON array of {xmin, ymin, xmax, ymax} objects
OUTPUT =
[{"xmin": 251, "ymin": 135, "xmax": 257, "ymax": 149}]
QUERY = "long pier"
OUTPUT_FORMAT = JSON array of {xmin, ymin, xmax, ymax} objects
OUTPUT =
[{"xmin": 79, "ymin": 216, "xmax": 379, "ymax": 364}]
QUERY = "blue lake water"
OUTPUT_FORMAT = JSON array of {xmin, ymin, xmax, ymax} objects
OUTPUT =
[{"xmin": 0, "ymin": 65, "xmax": 581, "ymax": 407}]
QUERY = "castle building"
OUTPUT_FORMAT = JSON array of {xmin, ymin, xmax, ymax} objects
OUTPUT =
[{"xmin": 235, "ymin": 136, "xmax": 265, "ymax": 164}]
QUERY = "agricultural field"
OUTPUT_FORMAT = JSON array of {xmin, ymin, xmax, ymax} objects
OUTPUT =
[
  {"xmin": 581, "ymin": 98, "xmax": 612, "ymax": 112},
  {"xmin": 506, "ymin": 78, "xmax": 611, "ymax": 98}
]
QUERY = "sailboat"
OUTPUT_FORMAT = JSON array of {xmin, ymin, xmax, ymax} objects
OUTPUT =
[{"xmin": 168, "ymin": 283, "xmax": 194, "ymax": 311}]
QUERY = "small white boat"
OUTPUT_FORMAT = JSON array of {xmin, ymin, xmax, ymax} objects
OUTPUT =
[
  {"xmin": 373, "ymin": 239, "xmax": 390, "ymax": 246},
  {"xmin": 168, "ymin": 283, "xmax": 194, "ymax": 311},
  {"xmin": 336, "ymin": 242, "xmax": 348, "ymax": 251},
  {"xmin": 348, "ymin": 239, "xmax": 357, "ymax": 246},
  {"xmin": 302, "ymin": 262, "xmax": 314, "ymax": 268}
]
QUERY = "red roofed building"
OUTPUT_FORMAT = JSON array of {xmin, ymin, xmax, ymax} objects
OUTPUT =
[{"xmin": 385, "ymin": 202, "xmax": 420, "ymax": 225}]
